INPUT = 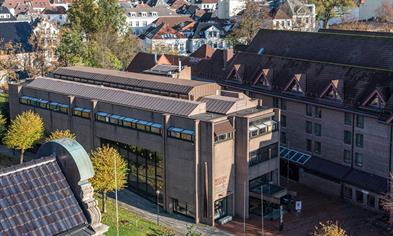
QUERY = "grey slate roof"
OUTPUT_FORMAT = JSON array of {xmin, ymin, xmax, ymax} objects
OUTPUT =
[
  {"xmin": 200, "ymin": 95, "xmax": 237, "ymax": 114},
  {"xmin": 0, "ymin": 156, "xmax": 88, "ymax": 236},
  {"xmin": 246, "ymin": 29, "xmax": 393, "ymax": 71},
  {"xmin": 0, "ymin": 21, "xmax": 32, "ymax": 52},
  {"xmin": 53, "ymin": 66, "xmax": 212, "ymax": 94},
  {"xmin": 25, "ymin": 77, "xmax": 206, "ymax": 117}
]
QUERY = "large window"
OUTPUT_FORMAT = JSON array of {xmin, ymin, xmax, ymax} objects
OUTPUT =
[
  {"xmin": 95, "ymin": 111, "xmax": 162, "ymax": 135},
  {"xmin": 356, "ymin": 115, "xmax": 364, "ymax": 128},
  {"xmin": 314, "ymin": 106, "xmax": 322, "ymax": 118},
  {"xmin": 73, "ymin": 107, "xmax": 91, "ymax": 119},
  {"xmin": 167, "ymin": 127, "xmax": 195, "ymax": 142},
  {"xmin": 306, "ymin": 104, "xmax": 313, "ymax": 117},
  {"xmin": 215, "ymin": 132, "xmax": 233, "ymax": 143},
  {"xmin": 249, "ymin": 143, "xmax": 278, "ymax": 166},
  {"xmin": 355, "ymin": 153, "xmax": 363, "ymax": 167},
  {"xmin": 19, "ymin": 95, "xmax": 69, "ymax": 114},
  {"xmin": 102, "ymin": 139, "xmax": 164, "ymax": 204},
  {"xmin": 355, "ymin": 134, "xmax": 364, "ymax": 148},
  {"xmin": 249, "ymin": 117, "xmax": 278, "ymax": 138},
  {"xmin": 314, "ymin": 123, "xmax": 321, "ymax": 137},
  {"xmin": 344, "ymin": 150, "xmax": 351, "ymax": 164},
  {"xmin": 173, "ymin": 199, "xmax": 195, "ymax": 218},
  {"xmin": 344, "ymin": 130, "xmax": 352, "ymax": 145},
  {"xmin": 344, "ymin": 113, "xmax": 352, "ymax": 126},
  {"xmin": 314, "ymin": 141, "xmax": 321, "ymax": 155}
]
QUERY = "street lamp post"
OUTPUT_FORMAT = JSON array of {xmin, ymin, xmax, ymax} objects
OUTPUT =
[
  {"xmin": 156, "ymin": 190, "xmax": 160, "ymax": 225},
  {"xmin": 261, "ymin": 185, "xmax": 264, "ymax": 236}
]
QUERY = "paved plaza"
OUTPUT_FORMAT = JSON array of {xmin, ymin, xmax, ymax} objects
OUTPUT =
[{"xmin": 218, "ymin": 181, "xmax": 391, "ymax": 236}]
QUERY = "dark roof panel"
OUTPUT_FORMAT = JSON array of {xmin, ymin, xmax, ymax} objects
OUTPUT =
[
  {"xmin": 247, "ymin": 29, "xmax": 393, "ymax": 71},
  {"xmin": 343, "ymin": 169, "xmax": 388, "ymax": 194},
  {"xmin": 25, "ymin": 77, "xmax": 205, "ymax": 117},
  {"xmin": 0, "ymin": 157, "xmax": 87, "ymax": 235},
  {"xmin": 0, "ymin": 22, "xmax": 32, "ymax": 52},
  {"xmin": 53, "ymin": 66, "xmax": 211, "ymax": 94}
]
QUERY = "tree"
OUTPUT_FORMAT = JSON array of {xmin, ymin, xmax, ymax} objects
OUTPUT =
[
  {"xmin": 376, "ymin": 0, "xmax": 393, "ymax": 23},
  {"xmin": 312, "ymin": 221, "xmax": 347, "ymax": 236},
  {"xmin": 45, "ymin": 129, "xmax": 76, "ymax": 142},
  {"xmin": 309, "ymin": 0, "xmax": 355, "ymax": 29},
  {"xmin": 228, "ymin": 0, "xmax": 270, "ymax": 45},
  {"xmin": 28, "ymin": 27, "xmax": 60, "ymax": 78},
  {"xmin": 0, "ymin": 41, "xmax": 26, "ymax": 82},
  {"xmin": 90, "ymin": 145, "xmax": 127, "ymax": 213},
  {"xmin": 0, "ymin": 112, "xmax": 7, "ymax": 138},
  {"xmin": 57, "ymin": 26, "xmax": 88, "ymax": 67},
  {"xmin": 58, "ymin": 0, "xmax": 139, "ymax": 69},
  {"xmin": 382, "ymin": 173, "xmax": 393, "ymax": 230},
  {"xmin": 3, "ymin": 110, "xmax": 44, "ymax": 164}
]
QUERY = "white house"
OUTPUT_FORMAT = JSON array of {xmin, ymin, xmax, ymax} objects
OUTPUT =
[
  {"xmin": 125, "ymin": 5, "xmax": 179, "ymax": 35},
  {"xmin": 196, "ymin": 0, "xmax": 217, "ymax": 11},
  {"xmin": 139, "ymin": 23, "xmax": 188, "ymax": 54},
  {"xmin": 41, "ymin": 6, "xmax": 67, "ymax": 25},
  {"xmin": 188, "ymin": 21, "xmax": 231, "ymax": 53}
]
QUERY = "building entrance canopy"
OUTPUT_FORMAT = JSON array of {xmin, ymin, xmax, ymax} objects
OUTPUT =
[
  {"xmin": 249, "ymin": 183, "xmax": 287, "ymax": 204},
  {"xmin": 280, "ymin": 146, "xmax": 311, "ymax": 165}
]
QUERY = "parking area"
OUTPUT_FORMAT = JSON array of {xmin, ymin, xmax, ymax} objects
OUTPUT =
[{"xmin": 218, "ymin": 181, "xmax": 391, "ymax": 236}]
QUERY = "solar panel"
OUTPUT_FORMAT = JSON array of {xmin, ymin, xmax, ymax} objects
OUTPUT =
[
  {"xmin": 291, "ymin": 153, "xmax": 303, "ymax": 162},
  {"xmin": 279, "ymin": 146, "xmax": 312, "ymax": 165},
  {"xmin": 298, "ymin": 155, "xmax": 311, "ymax": 164}
]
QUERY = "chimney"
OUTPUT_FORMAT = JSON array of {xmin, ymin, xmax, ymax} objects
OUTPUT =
[
  {"xmin": 223, "ymin": 48, "xmax": 234, "ymax": 69},
  {"xmin": 178, "ymin": 60, "xmax": 182, "ymax": 72},
  {"xmin": 154, "ymin": 52, "xmax": 158, "ymax": 64}
]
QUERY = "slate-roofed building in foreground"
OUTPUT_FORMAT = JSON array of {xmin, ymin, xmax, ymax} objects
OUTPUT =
[
  {"xmin": 9, "ymin": 66, "xmax": 283, "ymax": 225},
  {"xmin": 191, "ymin": 29, "xmax": 393, "ymax": 211},
  {"xmin": 0, "ymin": 138, "xmax": 108, "ymax": 235}
]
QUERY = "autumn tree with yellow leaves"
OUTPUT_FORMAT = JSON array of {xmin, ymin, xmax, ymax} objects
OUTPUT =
[{"xmin": 90, "ymin": 145, "xmax": 127, "ymax": 213}]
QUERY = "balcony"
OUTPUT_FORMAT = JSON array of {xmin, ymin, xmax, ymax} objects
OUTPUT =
[{"xmin": 249, "ymin": 120, "xmax": 278, "ymax": 139}]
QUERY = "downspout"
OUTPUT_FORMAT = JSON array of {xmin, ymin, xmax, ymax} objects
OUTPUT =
[{"xmin": 388, "ymin": 124, "xmax": 392, "ymax": 193}]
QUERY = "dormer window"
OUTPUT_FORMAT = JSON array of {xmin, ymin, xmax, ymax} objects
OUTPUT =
[
  {"xmin": 362, "ymin": 89, "xmax": 387, "ymax": 110},
  {"xmin": 151, "ymin": 12, "xmax": 158, "ymax": 16},
  {"xmin": 326, "ymin": 87, "xmax": 340, "ymax": 99},
  {"xmin": 320, "ymin": 80, "xmax": 343, "ymax": 102},
  {"xmin": 253, "ymin": 69, "xmax": 272, "ymax": 89},
  {"xmin": 291, "ymin": 81, "xmax": 302, "ymax": 93},
  {"xmin": 285, "ymin": 74, "xmax": 305, "ymax": 94},
  {"xmin": 226, "ymin": 65, "xmax": 242, "ymax": 83},
  {"xmin": 129, "ymin": 12, "xmax": 136, "ymax": 17},
  {"xmin": 141, "ymin": 12, "xmax": 147, "ymax": 17},
  {"xmin": 369, "ymin": 95, "xmax": 385, "ymax": 109}
]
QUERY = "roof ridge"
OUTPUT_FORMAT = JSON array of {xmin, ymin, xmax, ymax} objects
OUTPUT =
[
  {"xmin": 257, "ymin": 29, "xmax": 393, "ymax": 40},
  {"xmin": 0, "ymin": 156, "xmax": 56, "ymax": 177},
  {"xmin": 238, "ymin": 51, "xmax": 393, "ymax": 73},
  {"xmin": 32, "ymin": 77, "xmax": 204, "ymax": 105}
]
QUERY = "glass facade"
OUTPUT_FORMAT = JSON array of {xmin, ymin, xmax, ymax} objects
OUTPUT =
[{"xmin": 101, "ymin": 139, "xmax": 164, "ymax": 204}]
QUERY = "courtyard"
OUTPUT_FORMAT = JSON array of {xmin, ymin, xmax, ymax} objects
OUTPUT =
[{"xmin": 218, "ymin": 181, "xmax": 391, "ymax": 236}]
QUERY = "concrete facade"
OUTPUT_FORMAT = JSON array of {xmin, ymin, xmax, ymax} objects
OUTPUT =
[{"xmin": 8, "ymin": 68, "xmax": 281, "ymax": 226}]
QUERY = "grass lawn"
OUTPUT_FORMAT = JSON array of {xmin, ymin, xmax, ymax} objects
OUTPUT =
[{"xmin": 96, "ymin": 195, "xmax": 176, "ymax": 236}]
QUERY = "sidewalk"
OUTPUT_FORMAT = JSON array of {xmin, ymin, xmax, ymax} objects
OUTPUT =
[{"xmin": 107, "ymin": 190, "xmax": 233, "ymax": 236}]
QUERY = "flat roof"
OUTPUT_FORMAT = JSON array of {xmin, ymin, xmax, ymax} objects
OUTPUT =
[
  {"xmin": 53, "ymin": 66, "xmax": 215, "ymax": 94},
  {"xmin": 25, "ymin": 77, "xmax": 206, "ymax": 117}
]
